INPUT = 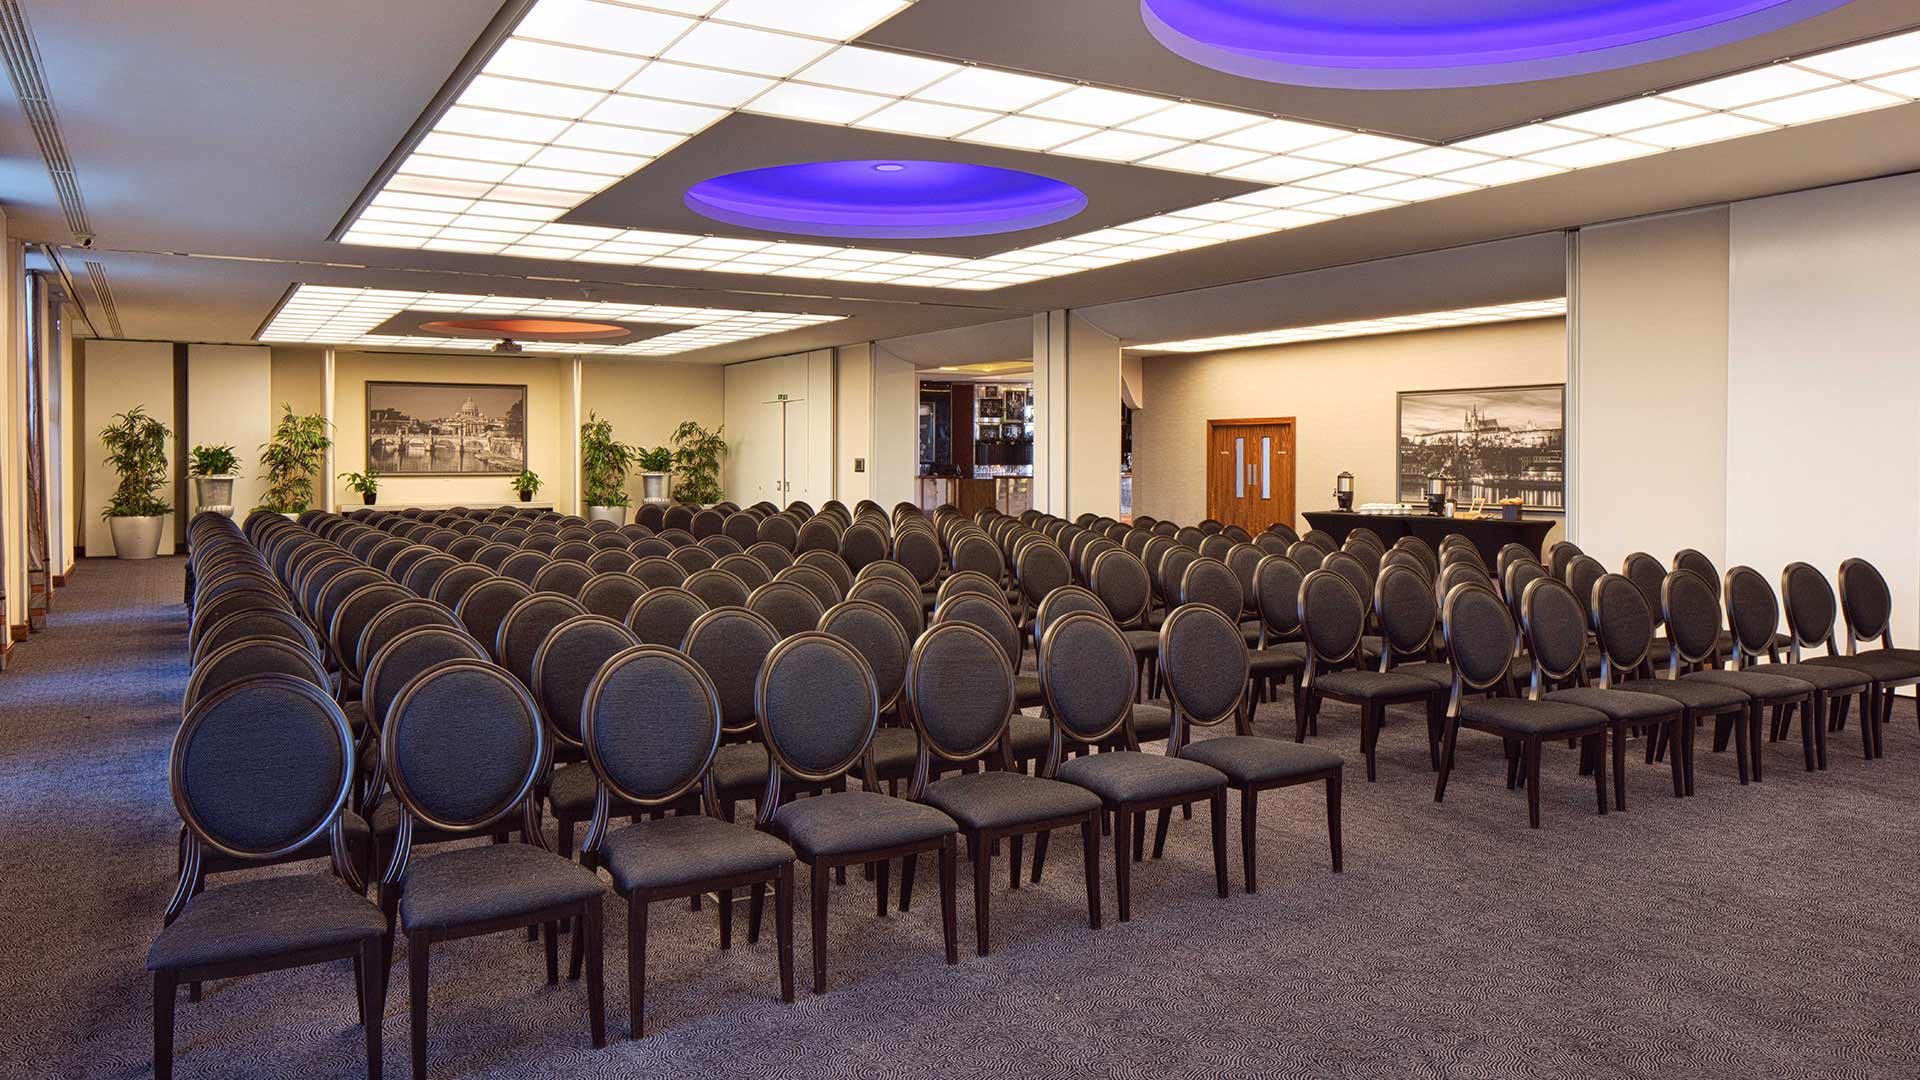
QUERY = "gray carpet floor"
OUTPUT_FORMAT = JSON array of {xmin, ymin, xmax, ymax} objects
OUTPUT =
[{"xmin": 6, "ymin": 555, "xmax": 1920, "ymax": 1080}]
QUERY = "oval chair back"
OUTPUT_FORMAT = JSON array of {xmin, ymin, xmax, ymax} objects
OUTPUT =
[
  {"xmin": 581, "ymin": 646, "xmax": 722, "ymax": 841},
  {"xmin": 624, "ymin": 586, "xmax": 707, "ymax": 648},
  {"xmin": 362, "ymin": 625, "xmax": 488, "ymax": 737},
  {"xmin": 682, "ymin": 607, "xmax": 781, "ymax": 739},
  {"xmin": 818, "ymin": 598, "xmax": 912, "ymax": 716},
  {"xmin": 1159, "ymin": 603, "xmax": 1250, "ymax": 743},
  {"xmin": 1038, "ymin": 611, "xmax": 1138, "ymax": 753},
  {"xmin": 532, "ymin": 615, "xmax": 640, "ymax": 749},
  {"xmin": 1519, "ymin": 578, "xmax": 1589, "ymax": 694},
  {"xmin": 754, "ymin": 632, "xmax": 881, "ymax": 808},
  {"xmin": 747, "ymin": 579, "xmax": 827, "ymax": 639},
  {"xmin": 904, "ymin": 622, "xmax": 1015, "ymax": 782},
  {"xmin": 1590, "ymin": 573, "xmax": 1656, "ymax": 686}
]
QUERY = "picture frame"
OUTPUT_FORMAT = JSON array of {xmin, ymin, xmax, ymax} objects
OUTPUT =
[
  {"xmin": 366, "ymin": 381, "xmax": 529, "ymax": 477},
  {"xmin": 1396, "ymin": 383, "xmax": 1565, "ymax": 511}
]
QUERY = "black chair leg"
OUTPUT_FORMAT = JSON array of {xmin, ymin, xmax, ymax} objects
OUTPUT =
[
  {"xmin": 1030, "ymin": 830, "xmax": 1049, "ymax": 884},
  {"xmin": 1525, "ymin": 737, "xmax": 1543, "ymax": 828},
  {"xmin": 1239, "ymin": 787, "xmax": 1258, "ymax": 893},
  {"xmin": 775, "ymin": 864, "xmax": 795, "ymax": 1003},
  {"xmin": 809, "ymin": 861, "xmax": 830, "ymax": 994},
  {"xmin": 898, "ymin": 853, "xmax": 917, "ymax": 912},
  {"xmin": 1152, "ymin": 806, "xmax": 1172, "ymax": 860},
  {"xmin": 360, "ymin": 938, "xmax": 385, "ymax": 1080},
  {"xmin": 1113, "ymin": 809, "xmax": 1133, "ymax": 923},
  {"xmin": 627, "ymin": 897, "xmax": 648, "ymax": 1039},
  {"xmin": 1209, "ymin": 789, "xmax": 1229, "ymax": 898},
  {"xmin": 584, "ymin": 896, "xmax": 606, "ymax": 1049},
  {"xmin": 1080, "ymin": 815, "xmax": 1102, "ymax": 928},
  {"xmin": 154, "ymin": 970, "xmax": 177, "ymax": 1080},
  {"xmin": 407, "ymin": 936, "xmax": 429, "ymax": 1080}
]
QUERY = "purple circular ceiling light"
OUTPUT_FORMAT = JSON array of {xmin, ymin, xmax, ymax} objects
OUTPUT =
[
  {"xmin": 683, "ymin": 160, "xmax": 1089, "ymax": 240},
  {"xmin": 1140, "ymin": 0, "xmax": 1854, "ymax": 89}
]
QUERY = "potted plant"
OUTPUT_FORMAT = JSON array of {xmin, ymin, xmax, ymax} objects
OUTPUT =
[
  {"xmin": 99, "ymin": 405, "xmax": 172, "ymax": 559},
  {"xmin": 579, "ymin": 412, "xmax": 635, "ymax": 525},
  {"xmin": 512, "ymin": 469, "xmax": 542, "ymax": 503},
  {"xmin": 670, "ymin": 420, "xmax": 728, "ymax": 506},
  {"xmin": 636, "ymin": 445, "xmax": 672, "ymax": 505},
  {"xmin": 257, "ymin": 404, "xmax": 332, "ymax": 518},
  {"xmin": 188, "ymin": 443, "xmax": 240, "ymax": 517},
  {"xmin": 340, "ymin": 469, "xmax": 380, "ymax": 506}
]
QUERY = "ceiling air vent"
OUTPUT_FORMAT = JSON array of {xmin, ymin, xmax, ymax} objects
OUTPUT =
[{"xmin": 83, "ymin": 259, "xmax": 122, "ymax": 338}]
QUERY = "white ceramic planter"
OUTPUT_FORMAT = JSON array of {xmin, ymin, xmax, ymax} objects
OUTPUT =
[
  {"xmin": 588, "ymin": 505, "xmax": 628, "ymax": 526},
  {"xmin": 640, "ymin": 472, "xmax": 671, "ymax": 505},
  {"xmin": 108, "ymin": 515, "xmax": 165, "ymax": 560}
]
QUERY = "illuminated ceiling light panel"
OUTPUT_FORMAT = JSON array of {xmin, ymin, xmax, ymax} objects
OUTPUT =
[
  {"xmin": 1128, "ymin": 299, "xmax": 1567, "ymax": 353},
  {"xmin": 337, "ymin": 7, "xmax": 1920, "ymax": 297},
  {"xmin": 257, "ymin": 284, "xmax": 843, "ymax": 355}
]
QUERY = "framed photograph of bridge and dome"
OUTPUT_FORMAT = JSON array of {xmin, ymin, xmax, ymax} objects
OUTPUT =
[
  {"xmin": 1396, "ymin": 383, "xmax": 1565, "ymax": 512},
  {"xmin": 365, "ymin": 381, "xmax": 528, "ymax": 477}
]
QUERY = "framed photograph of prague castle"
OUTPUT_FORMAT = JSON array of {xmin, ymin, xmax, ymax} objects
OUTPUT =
[
  {"xmin": 1396, "ymin": 383, "xmax": 1565, "ymax": 511},
  {"xmin": 365, "ymin": 381, "xmax": 528, "ymax": 477}
]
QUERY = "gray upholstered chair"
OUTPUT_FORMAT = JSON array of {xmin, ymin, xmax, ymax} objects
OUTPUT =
[
  {"xmin": 1836, "ymin": 557, "xmax": 1920, "ymax": 755},
  {"xmin": 846, "ymin": 575, "xmax": 924, "ymax": 643},
  {"xmin": 682, "ymin": 566, "xmax": 749, "ymax": 609},
  {"xmin": 577, "ymin": 571, "xmax": 646, "ymax": 623},
  {"xmin": 1520, "ymin": 577, "xmax": 1684, "ymax": 809},
  {"xmin": 378, "ymin": 659, "xmax": 607, "ymax": 1079},
  {"xmin": 1725, "ymin": 565, "xmax": 1867, "ymax": 771},
  {"xmin": 756, "ymin": 632, "xmax": 959, "ymax": 992},
  {"xmin": 1433, "ymin": 583, "xmax": 1612, "ymax": 828},
  {"xmin": 427, "ymin": 562, "xmax": 492, "ymax": 613},
  {"xmin": 775, "ymin": 563, "xmax": 843, "ymax": 613},
  {"xmin": 450, "ymin": 576, "xmax": 530, "ymax": 658},
  {"xmin": 534, "ymin": 615, "xmax": 644, "ymax": 859},
  {"xmin": 1041, "ymin": 611, "xmax": 1228, "ymax": 922},
  {"xmin": 1296, "ymin": 569, "xmax": 1443, "ymax": 781},
  {"xmin": 1780, "ymin": 561, "xmax": 1884, "ymax": 760},
  {"xmin": 576, "ymin": 644, "xmax": 797, "ymax": 1039},
  {"xmin": 685, "ymin": 607, "xmax": 785, "ymax": 818},
  {"xmin": 1159, "ymin": 604, "xmax": 1343, "ymax": 891},
  {"xmin": 908, "ymin": 621, "xmax": 1102, "ymax": 955},
  {"xmin": 150, "ymin": 676, "xmax": 385, "ymax": 1080},
  {"xmin": 1658, "ymin": 569, "xmax": 1809, "ymax": 785},
  {"xmin": 494, "ymin": 592, "xmax": 587, "ymax": 689},
  {"xmin": 624, "ymin": 585, "xmax": 707, "ymax": 648},
  {"xmin": 747, "ymin": 579, "xmax": 827, "ymax": 640}
]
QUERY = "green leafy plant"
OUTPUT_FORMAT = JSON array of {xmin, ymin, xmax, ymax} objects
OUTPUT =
[
  {"xmin": 99, "ymin": 406, "xmax": 173, "ymax": 519},
  {"xmin": 636, "ymin": 445, "xmax": 673, "ymax": 473},
  {"xmin": 188, "ymin": 443, "xmax": 240, "ymax": 477},
  {"xmin": 257, "ymin": 404, "xmax": 332, "ymax": 514},
  {"xmin": 580, "ymin": 412, "xmax": 636, "ymax": 508},
  {"xmin": 511, "ymin": 469, "xmax": 542, "ymax": 495},
  {"xmin": 339, "ymin": 469, "xmax": 379, "ymax": 497},
  {"xmin": 670, "ymin": 420, "xmax": 727, "ymax": 505}
]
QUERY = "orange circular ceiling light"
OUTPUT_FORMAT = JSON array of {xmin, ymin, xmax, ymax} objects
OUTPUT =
[{"xmin": 418, "ymin": 317, "xmax": 630, "ymax": 342}]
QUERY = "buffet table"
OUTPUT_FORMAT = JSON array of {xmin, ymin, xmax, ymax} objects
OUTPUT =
[{"xmin": 1301, "ymin": 510, "xmax": 1558, "ymax": 565}]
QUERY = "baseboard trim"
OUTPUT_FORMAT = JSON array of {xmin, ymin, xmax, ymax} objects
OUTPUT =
[{"xmin": 8, "ymin": 623, "xmax": 27, "ymax": 640}]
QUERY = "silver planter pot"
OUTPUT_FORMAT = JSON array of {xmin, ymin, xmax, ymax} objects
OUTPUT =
[
  {"xmin": 108, "ymin": 515, "xmax": 165, "ymax": 560},
  {"xmin": 640, "ymin": 472, "xmax": 671, "ymax": 505},
  {"xmin": 193, "ymin": 476, "xmax": 235, "ymax": 517},
  {"xmin": 587, "ymin": 505, "xmax": 628, "ymax": 526}
]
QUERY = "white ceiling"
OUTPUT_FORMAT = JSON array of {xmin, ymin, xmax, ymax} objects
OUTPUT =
[{"xmin": 3, "ymin": 0, "xmax": 1917, "ymax": 361}]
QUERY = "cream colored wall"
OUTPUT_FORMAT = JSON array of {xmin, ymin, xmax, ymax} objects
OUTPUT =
[
  {"xmin": 579, "ymin": 357, "xmax": 724, "ymax": 507},
  {"xmin": 1065, "ymin": 312, "xmax": 1123, "ymax": 520},
  {"xmin": 870, "ymin": 346, "xmax": 918, "ymax": 509},
  {"xmin": 1571, "ymin": 208, "xmax": 1730, "ymax": 572},
  {"xmin": 835, "ymin": 343, "xmax": 873, "ymax": 504},
  {"xmin": 81, "ymin": 340, "xmax": 177, "ymax": 557},
  {"xmin": 330, "ymin": 351, "xmax": 574, "ymax": 511},
  {"xmin": 1132, "ymin": 317, "xmax": 1566, "ymax": 544},
  {"xmin": 55, "ymin": 297, "xmax": 76, "ymax": 576},
  {"xmin": 187, "ymin": 345, "xmax": 273, "ymax": 516},
  {"xmin": 1727, "ymin": 173, "xmax": 1920, "ymax": 649}
]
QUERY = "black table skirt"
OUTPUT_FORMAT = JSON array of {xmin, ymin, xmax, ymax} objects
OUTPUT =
[{"xmin": 1301, "ymin": 511, "xmax": 1558, "ymax": 565}]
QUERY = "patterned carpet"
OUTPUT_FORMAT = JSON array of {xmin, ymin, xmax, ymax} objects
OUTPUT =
[{"xmin": 6, "ymin": 556, "xmax": 1920, "ymax": 1080}]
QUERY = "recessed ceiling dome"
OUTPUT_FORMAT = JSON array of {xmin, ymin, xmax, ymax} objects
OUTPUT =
[
  {"xmin": 683, "ymin": 160, "xmax": 1089, "ymax": 240},
  {"xmin": 1140, "ymin": 0, "xmax": 1853, "ymax": 89}
]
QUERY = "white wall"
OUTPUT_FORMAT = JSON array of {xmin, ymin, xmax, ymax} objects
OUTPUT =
[
  {"xmin": 722, "ymin": 349, "xmax": 834, "ymax": 508},
  {"xmin": 835, "ymin": 343, "xmax": 873, "ymax": 504},
  {"xmin": 82, "ymin": 340, "xmax": 177, "ymax": 557},
  {"xmin": 870, "ymin": 345, "xmax": 918, "ymax": 509},
  {"xmin": 1134, "ymin": 317, "xmax": 1567, "ymax": 541},
  {"xmin": 1571, "ymin": 208, "xmax": 1730, "ymax": 571},
  {"xmin": 1066, "ymin": 312, "xmax": 1123, "ymax": 519},
  {"xmin": 1727, "ymin": 173, "xmax": 1920, "ymax": 648},
  {"xmin": 186, "ymin": 344, "xmax": 272, "ymax": 516}
]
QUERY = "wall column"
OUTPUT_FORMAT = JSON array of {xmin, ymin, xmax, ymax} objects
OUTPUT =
[{"xmin": 1031, "ymin": 309, "xmax": 1122, "ymax": 520}]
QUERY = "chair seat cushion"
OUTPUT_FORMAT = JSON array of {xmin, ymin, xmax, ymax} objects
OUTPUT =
[
  {"xmin": 1822, "ymin": 649, "xmax": 1920, "ymax": 683},
  {"xmin": 1179, "ymin": 736, "xmax": 1342, "ymax": 787},
  {"xmin": 1754, "ymin": 661, "xmax": 1869, "ymax": 692},
  {"xmin": 771, "ymin": 790, "xmax": 956, "ymax": 859},
  {"xmin": 1686, "ymin": 668, "xmax": 1814, "ymax": 701},
  {"xmin": 1390, "ymin": 661, "xmax": 1454, "ymax": 689},
  {"xmin": 1248, "ymin": 648, "xmax": 1306, "ymax": 677},
  {"xmin": 922, "ymin": 771, "xmax": 1100, "ymax": 832},
  {"xmin": 712, "ymin": 741, "xmax": 770, "ymax": 799},
  {"xmin": 1617, "ymin": 678, "xmax": 1748, "ymax": 712},
  {"xmin": 871, "ymin": 726, "xmax": 922, "ymax": 780},
  {"xmin": 398, "ymin": 842, "xmax": 606, "ymax": 933},
  {"xmin": 1544, "ymin": 687, "xmax": 1682, "ymax": 724},
  {"xmin": 546, "ymin": 763, "xmax": 641, "ymax": 819},
  {"xmin": 1314, "ymin": 669, "xmax": 1438, "ymax": 702},
  {"xmin": 1008, "ymin": 714, "xmax": 1052, "ymax": 759},
  {"xmin": 1130, "ymin": 704, "xmax": 1172, "ymax": 743},
  {"xmin": 598, "ymin": 814, "xmax": 792, "ymax": 894},
  {"xmin": 148, "ymin": 873, "xmax": 385, "ymax": 972},
  {"xmin": 1014, "ymin": 672, "xmax": 1046, "ymax": 708},
  {"xmin": 1459, "ymin": 697, "xmax": 1609, "ymax": 736},
  {"xmin": 1055, "ymin": 750, "xmax": 1225, "ymax": 805},
  {"xmin": 1125, "ymin": 629, "xmax": 1159, "ymax": 656}
]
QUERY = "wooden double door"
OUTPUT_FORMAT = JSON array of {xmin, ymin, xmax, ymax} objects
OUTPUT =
[{"xmin": 1206, "ymin": 418, "xmax": 1295, "ymax": 534}]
